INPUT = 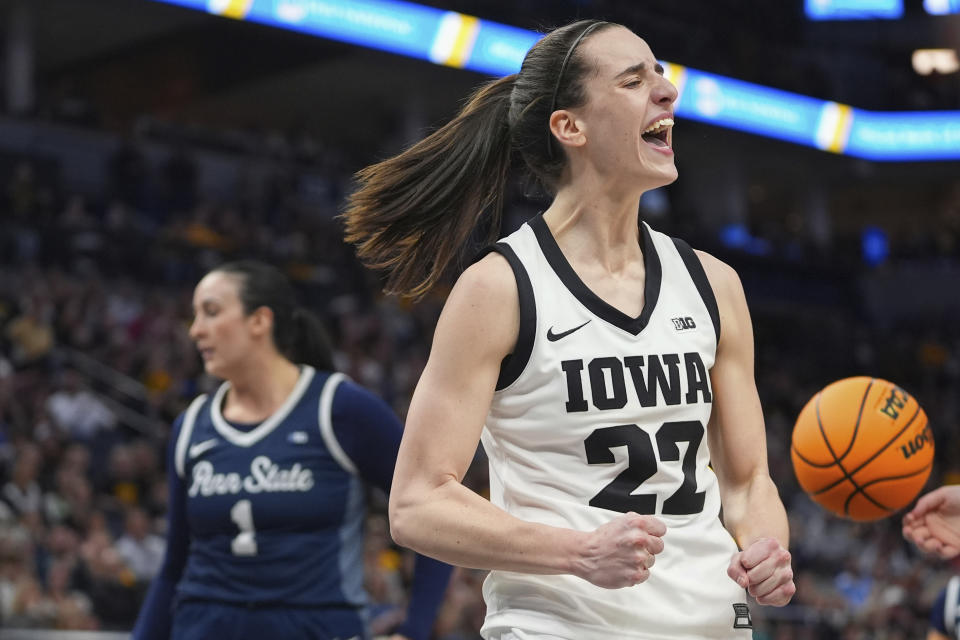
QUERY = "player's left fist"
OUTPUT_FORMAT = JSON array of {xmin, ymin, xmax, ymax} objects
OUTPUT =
[{"xmin": 727, "ymin": 537, "xmax": 795, "ymax": 606}]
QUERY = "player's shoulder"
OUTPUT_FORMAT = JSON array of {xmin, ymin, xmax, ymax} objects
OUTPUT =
[
  {"xmin": 460, "ymin": 250, "xmax": 517, "ymax": 295},
  {"xmin": 691, "ymin": 248, "xmax": 738, "ymax": 284},
  {"xmin": 171, "ymin": 392, "xmax": 211, "ymax": 431},
  {"xmin": 431, "ymin": 250, "xmax": 521, "ymax": 360},
  {"xmin": 445, "ymin": 250, "xmax": 520, "ymax": 320},
  {"xmin": 328, "ymin": 375, "xmax": 383, "ymax": 409},
  {"xmin": 690, "ymin": 248, "xmax": 743, "ymax": 301}
]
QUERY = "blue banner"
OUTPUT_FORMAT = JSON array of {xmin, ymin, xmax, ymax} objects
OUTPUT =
[
  {"xmin": 465, "ymin": 21, "xmax": 540, "ymax": 76},
  {"xmin": 805, "ymin": 0, "xmax": 903, "ymax": 19},
  {"xmin": 675, "ymin": 70, "xmax": 826, "ymax": 147},
  {"xmin": 847, "ymin": 111, "xmax": 960, "ymax": 161},
  {"xmin": 148, "ymin": 0, "xmax": 960, "ymax": 162}
]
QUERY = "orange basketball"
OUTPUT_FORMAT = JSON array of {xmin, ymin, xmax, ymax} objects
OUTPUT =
[{"xmin": 790, "ymin": 376, "xmax": 933, "ymax": 522}]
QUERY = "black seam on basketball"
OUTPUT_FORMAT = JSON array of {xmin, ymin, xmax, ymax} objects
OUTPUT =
[
  {"xmin": 858, "ymin": 461, "xmax": 933, "ymax": 492},
  {"xmin": 791, "ymin": 445, "xmax": 839, "ymax": 469},
  {"xmin": 843, "ymin": 416, "xmax": 929, "ymax": 511},
  {"xmin": 810, "ymin": 401, "xmax": 923, "ymax": 499},
  {"xmin": 836, "ymin": 378, "xmax": 874, "ymax": 464},
  {"xmin": 843, "ymin": 406, "xmax": 923, "ymax": 483},
  {"xmin": 843, "ymin": 461, "xmax": 933, "ymax": 515},
  {"xmin": 813, "ymin": 392, "xmax": 864, "ymax": 514},
  {"xmin": 843, "ymin": 480, "xmax": 894, "ymax": 514}
]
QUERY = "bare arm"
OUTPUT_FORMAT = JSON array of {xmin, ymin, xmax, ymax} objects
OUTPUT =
[
  {"xmin": 389, "ymin": 253, "xmax": 664, "ymax": 588},
  {"xmin": 699, "ymin": 250, "xmax": 795, "ymax": 606}
]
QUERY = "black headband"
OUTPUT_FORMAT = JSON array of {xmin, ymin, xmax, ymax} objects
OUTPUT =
[{"xmin": 547, "ymin": 21, "xmax": 608, "ymax": 158}]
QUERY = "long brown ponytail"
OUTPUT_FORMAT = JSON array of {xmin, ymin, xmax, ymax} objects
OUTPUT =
[
  {"xmin": 343, "ymin": 20, "xmax": 618, "ymax": 299},
  {"xmin": 343, "ymin": 74, "xmax": 515, "ymax": 299}
]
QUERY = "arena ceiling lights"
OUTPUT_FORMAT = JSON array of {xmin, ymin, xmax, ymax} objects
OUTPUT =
[
  {"xmin": 924, "ymin": 0, "xmax": 960, "ymax": 14},
  {"xmin": 804, "ymin": 0, "xmax": 903, "ymax": 20},
  {"xmin": 150, "ymin": 0, "xmax": 960, "ymax": 162}
]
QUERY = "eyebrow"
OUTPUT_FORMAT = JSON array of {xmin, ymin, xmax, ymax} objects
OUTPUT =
[{"xmin": 614, "ymin": 62, "xmax": 664, "ymax": 80}]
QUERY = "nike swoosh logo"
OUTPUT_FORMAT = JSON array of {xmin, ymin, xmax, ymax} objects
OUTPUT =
[
  {"xmin": 546, "ymin": 320, "xmax": 591, "ymax": 342},
  {"xmin": 189, "ymin": 439, "xmax": 218, "ymax": 459}
]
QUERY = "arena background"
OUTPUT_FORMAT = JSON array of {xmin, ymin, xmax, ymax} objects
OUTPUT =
[{"xmin": 0, "ymin": 0, "xmax": 958, "ymax": 638}]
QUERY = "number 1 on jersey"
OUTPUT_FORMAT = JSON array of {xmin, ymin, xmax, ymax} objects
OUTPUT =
[{"xmin": 230, "ymin": 499, "xmax": 258, "ymax": 556}]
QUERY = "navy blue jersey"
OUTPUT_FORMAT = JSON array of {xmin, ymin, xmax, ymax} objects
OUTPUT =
[
  {"xmin": 175, "ymin": 367, "xmax": 364, "ymax": 605},
  {"xmin": 134, "ymin": 366, "xmax": 451, "ymax": 640},
  {"xmin": 932, "ymin": 576, "xmax": 960, "ymax": 639}
]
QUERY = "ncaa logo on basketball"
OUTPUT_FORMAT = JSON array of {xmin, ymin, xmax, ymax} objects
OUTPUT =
[
  {"xmin": 879, "ymin": 387, "xmax": 908, "ymax": 420},
  {"xmin": 671, "ymin": 316, "xmax": 696, "ymax": 332}
]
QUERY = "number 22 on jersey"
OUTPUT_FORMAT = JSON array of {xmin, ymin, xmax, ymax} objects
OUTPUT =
[{"xmin": 585, "ymin": 420, "xmax": 706, "ymax": 515}]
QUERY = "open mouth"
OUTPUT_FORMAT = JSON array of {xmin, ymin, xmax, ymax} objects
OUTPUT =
[{"xmin": 641, "ymin": 117, "xmax": 674, "ymax": 149}]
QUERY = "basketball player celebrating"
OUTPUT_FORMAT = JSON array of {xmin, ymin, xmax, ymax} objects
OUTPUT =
[
  {"xmin": 132, "ymin": 261, "xmax": 451, "ymax": 640},
  {"xmin": 344, "ymin": 19, "xmax": 793, "ymax": 640}
]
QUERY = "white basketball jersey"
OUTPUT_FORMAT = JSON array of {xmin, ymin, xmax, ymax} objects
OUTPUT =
[{"xmin": 479, "ymin": 215, "xmax": 752, "ymax": 640}]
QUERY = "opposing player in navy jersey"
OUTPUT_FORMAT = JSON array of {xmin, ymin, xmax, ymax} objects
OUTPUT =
[
  {"xmin": 930, "ymin": 576, "xmax": 960, "ymax": 640},
  {"xmin": 132, "ymin": 261, "xmax": 451, "ymax": 640},
  {"xmin": 344, "ymin": 19, "xmax": 794, "ymax": 640}
]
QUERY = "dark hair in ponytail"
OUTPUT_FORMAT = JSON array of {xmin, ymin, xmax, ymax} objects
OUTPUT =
[
  {"xmin": 343, "ymin": 19, "xmax": 618, "ymax": 299},
  {"xmin": 213, "ymin": 260, "xmax": 335, "ymax": 371},
  {"xmin": 344, "ymin": 74, "xmax": 515, "ymax": 299}
]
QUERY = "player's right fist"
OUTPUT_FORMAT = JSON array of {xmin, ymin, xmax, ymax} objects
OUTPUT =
[{"xmin": 574, "ymin": 512, "xmax": 666, "ymax": 589}]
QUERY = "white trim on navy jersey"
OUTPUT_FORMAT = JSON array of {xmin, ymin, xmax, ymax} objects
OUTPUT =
[
  {"xmin": 210, "ymin": 365, "xmax": 316, "ymax": 447},
  {"xmin": 338, "ymin": 473, "xmax": 367, "ymax": 603},
  {"xmin": 318, "ymin": 372, "xmax": 357, "ymax": 474},
  {"xmin": 946, "ymin": 575, "xmax": 960, "ymax": 638},
  {"xmin": 175, "ymin": 394, "xmax": 208, "ymax": 479}
]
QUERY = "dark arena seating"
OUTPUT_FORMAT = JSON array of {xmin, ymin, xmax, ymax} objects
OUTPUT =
[{"xmin": 0, "ymin": 1, "xmax": 958, "ymax": 638}]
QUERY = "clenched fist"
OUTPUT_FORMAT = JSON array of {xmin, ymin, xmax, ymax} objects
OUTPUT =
[
  {"xmin": 727, "ymin": 537, "xmax": 795, "ymax": 606},
  {"xmin": 573, "ymin": 512, "xmax": 666, "ymax": 589}
]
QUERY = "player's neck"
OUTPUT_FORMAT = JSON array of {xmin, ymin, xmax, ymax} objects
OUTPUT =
[
  {"xmin": 223, "ymin": 357, "xmax": 302, "ymax": 423},
  {"xmin": 543, "ymin": 185, "xmax": 644, "ymax": 274}
]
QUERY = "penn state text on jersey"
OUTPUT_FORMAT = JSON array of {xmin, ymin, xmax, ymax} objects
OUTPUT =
[{"xmin": 133, "ymin": 367, "xmax": 451, "ymax": 640}]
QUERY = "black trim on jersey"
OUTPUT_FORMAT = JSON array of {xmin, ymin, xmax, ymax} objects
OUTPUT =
[
  {"xmin": 671, "ymin": 237, "xmax": 721, "ymax": 344},
  {"xmin": 529, "ymin": 214, "xmax": 661, "ymax": 336},
  {"xmin": 474, "ymin": 242, "xmax": 536, "ymax": 390}
]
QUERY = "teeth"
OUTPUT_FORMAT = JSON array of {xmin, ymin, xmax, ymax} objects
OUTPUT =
[{"xmin": 643, "ymin": 117, "xmax": 674, "ymax": 134}]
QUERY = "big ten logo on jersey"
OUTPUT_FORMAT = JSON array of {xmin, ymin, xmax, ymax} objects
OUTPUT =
[
  {"xmin": 560, "ymin": 352, "xmax": 712, "ymax": 413},
  {"xmin": 671, "ymin": 316, "xmax": 696, "ymax": 332},
  {"xmin": 188, "ymin": 455, "xmax": 314, "ymax": 498}
]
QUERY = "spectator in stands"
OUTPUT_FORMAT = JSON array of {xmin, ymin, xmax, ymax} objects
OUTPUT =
[
  {"xmin": 46, "ymin": 556, "xmax": 97, "ymax": 629},
  {"xmin": 1, "ymin": 442, "xmax": 42, "ymax": 521},
  {"xmin": 116, "ymin": 506, "xmax": 165, "ymax": 582},
  {"xmin": 5, "ymin": 296, "xmax": 54, "ymax": 369},
  {"xmin": 46, "ymin": 370, "xmax": 116, "ymax": 442}
]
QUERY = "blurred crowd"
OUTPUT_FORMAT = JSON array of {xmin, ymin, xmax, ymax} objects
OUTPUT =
[{"xmin": 1, "ymin": 119, "xmax": 959, "ymax": 639}]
